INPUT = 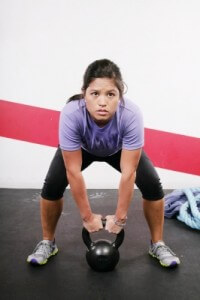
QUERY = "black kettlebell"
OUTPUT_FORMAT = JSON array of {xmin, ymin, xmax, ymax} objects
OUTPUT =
[{"xmin": 82, "ymin": 219, "xmax": 125, "ymax": 272}]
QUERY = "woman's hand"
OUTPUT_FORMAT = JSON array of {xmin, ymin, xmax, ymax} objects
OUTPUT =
[
  {"xmin": 83, "ymin": 213, "xmax": 103, "ymax": 233},
  {"xmin": 105, "ymin": 215, "xmax": 125, "ymax": 234}
]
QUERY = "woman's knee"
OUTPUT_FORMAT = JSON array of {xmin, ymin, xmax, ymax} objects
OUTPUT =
[
  {"xmin": 136, "ymin": 150, "xmax": 165, "ymax": 201},
  {"xmin": 41, "ymin": 147, "xmax": 68, "ymax": 201}
]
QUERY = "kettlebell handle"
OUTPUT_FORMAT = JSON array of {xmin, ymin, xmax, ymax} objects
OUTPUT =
[
  {"xmin": 82, "ymin": 227, "xmax": 93, "ymax": 249},
  {"xmin": 82, "ymin": 218, "xmax": 125, "ymax": 250}
]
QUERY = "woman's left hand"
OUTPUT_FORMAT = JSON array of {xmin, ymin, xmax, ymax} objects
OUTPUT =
[{"xmin": 105, "ymin": 215, "xmax": 123, "ymax": 234}]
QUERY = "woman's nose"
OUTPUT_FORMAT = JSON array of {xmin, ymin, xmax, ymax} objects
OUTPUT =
[{"xmin": 98, "ymin": 96, "xmax": 107, "ymax": 106}]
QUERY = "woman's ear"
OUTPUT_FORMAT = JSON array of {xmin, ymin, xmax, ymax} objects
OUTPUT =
[
  {"xmin": 81, "ymin": 88, "xmax": 85, "ymax": 96},
  {"xmin": 82, "ymin": 89, "xmax": 87, "ymax": 102}
]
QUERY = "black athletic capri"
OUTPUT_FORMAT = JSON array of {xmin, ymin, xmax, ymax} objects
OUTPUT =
[{"xmin": 41, "ymin": 147, "xmax": 164, "ymax": 201}]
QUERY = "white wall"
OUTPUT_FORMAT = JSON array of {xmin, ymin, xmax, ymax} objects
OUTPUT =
[{"xmin": 0, "ymin": 0, "xmax": 200, "ymax": 189}]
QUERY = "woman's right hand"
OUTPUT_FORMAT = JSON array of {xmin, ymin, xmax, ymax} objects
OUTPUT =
[{"xmin": 83, "ymin": 213, "xmax": 103, "ymax": 233}]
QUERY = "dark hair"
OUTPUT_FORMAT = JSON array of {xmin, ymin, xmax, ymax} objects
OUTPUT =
[{"xmin": 67, "ymin": 59, "xmax": 125, "ymax": 102}]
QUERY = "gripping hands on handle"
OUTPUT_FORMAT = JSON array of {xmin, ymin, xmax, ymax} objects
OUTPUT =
[
  {"xmin": 83, "ymin": 213, "xmax": 103, "ymax": 233},
  {"xmin": 105, "ymin": 215, "xmax": 125, "ymax": 234},
  {"xmin": 83, "ymin": 213, "xmax": 126, "ymax": 234}
]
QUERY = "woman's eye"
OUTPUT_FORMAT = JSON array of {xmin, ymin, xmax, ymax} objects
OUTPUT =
[
  {"xmin": 108, "ymin": 93, "xmax": 115, "ymax": 97},
  {"xmin": 91, "ymin": 92, "xmax": 98, "ymax": 96}
]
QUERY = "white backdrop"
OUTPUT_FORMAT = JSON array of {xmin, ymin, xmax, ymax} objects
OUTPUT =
[{"xmin": 0, "ymin": 0, "xmax": 200, "ymax": 188}]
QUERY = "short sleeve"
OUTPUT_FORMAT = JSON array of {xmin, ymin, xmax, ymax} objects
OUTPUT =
[
  {"xmin": 122, "ymin": 106, "xmax": 144, "ymax": 150},
  {"xmin": 59, "ymin": 106, "xmax": 81, "ymax": 151}
]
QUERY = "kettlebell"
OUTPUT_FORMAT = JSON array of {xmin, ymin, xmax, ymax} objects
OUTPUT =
[{"xmin": 82, "ymin": 219, "xmax": 125, "ymax": 272}]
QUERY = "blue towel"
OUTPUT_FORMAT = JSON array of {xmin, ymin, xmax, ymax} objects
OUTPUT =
[
  {"xmin": 164, "ymin": 188, "xmax": 200, "ymax": 230},
  {"xmin": 164, "ymin": 189, "xmax": 187, "ymax": 218}
]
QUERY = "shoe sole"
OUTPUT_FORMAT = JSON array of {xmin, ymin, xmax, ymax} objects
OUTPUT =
[
  {"xmin": 149, "ymin": 251, "xmax": 180, "ymax": 268},
  {"xmin": 27, "ymin": 248, "xmax": 59, "ymax": 265}
]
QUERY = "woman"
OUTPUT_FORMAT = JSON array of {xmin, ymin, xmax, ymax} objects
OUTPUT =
[{"xmin": 27, "ymin": 59, "xmax": 180, "ymax": 268}]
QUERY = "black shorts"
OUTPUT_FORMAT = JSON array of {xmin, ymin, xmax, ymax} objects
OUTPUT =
[{"xmin": 41, "ymin": 147, "xmax": 164, "ymax": 201}]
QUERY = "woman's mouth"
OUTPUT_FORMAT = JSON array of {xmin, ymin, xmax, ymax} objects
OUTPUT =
[{"xmin": 96, "ymin": 110, "xmax": 108, "ymax": 116}]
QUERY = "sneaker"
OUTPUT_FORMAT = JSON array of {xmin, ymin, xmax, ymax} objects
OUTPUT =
[
  {"xmin": 27, "ymin": 240, "xmax": 58, "ymax": 265},
  {"xmin": 149, "ymin": 241, "xmax": 180, "ymax": 267}
]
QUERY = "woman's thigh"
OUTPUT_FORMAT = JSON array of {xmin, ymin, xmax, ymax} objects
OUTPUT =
[
  {"xmin": 41, "ymin": 147, "xmax": 94, "ymax": 200},
  {"xmin": 105, "ymin": 150, "xmax": 164, "ymax": 200},
  {"xmin": 135, "ymin": 151, "xmax": 164, "ymax": 200}
]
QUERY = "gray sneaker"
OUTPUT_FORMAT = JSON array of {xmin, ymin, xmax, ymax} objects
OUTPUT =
[
  {"xmin": 27, "ymin": 240, "xmax": 58, "ymax": 265},
  {"xmin": 149, "ymin": 241, "xmax": 180, "ymax": 267}
]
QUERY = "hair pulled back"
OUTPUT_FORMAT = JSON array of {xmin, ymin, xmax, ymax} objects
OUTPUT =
[{"xmin": 68, "ymin": 59, "xmax": 125, "ymax": 102}]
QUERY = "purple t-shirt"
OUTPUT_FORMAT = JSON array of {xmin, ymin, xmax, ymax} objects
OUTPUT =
[{"xmin": 59, "ymin": 98, "xmax": 144, "ymax": 157}]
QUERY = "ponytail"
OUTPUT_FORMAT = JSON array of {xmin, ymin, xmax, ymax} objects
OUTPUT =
[{"xmin": 67, "ymin": 93, "xmax": 83, "ymax": 103}]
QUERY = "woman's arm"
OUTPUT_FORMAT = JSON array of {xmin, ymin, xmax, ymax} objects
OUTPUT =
[
  {"xmin": 106, "ymin": 148, "xmax": 141, "ymax": 233},
  {"xmin": 62, "ymin": 149, "xmax": 92, "ymax": 220},
  {"xmin": 115, "ymin": 148, "xmax": 142, "ymax": 219},
  {"xmin": 61, "ymin": 149, "xmax": 103, "ymax": 232}
]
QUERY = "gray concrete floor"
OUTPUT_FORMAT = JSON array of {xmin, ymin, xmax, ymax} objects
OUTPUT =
[{"xmin": 0, "ymin": 188, "xmax": 199, "ymax": 300}]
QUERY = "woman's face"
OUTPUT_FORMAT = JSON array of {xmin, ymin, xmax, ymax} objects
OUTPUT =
[{"xmin": 84, "ymin": 78, "xmax": 120, "ymax": 127}]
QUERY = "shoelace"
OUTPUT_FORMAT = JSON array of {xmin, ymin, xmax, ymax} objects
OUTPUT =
[
  {"xmin": 34, "ymin": 242, "xmax": 52, "ymax": 257},
  {"xmin": 155, "ymin": 245, "xmax": 176, "ymax": 258}
]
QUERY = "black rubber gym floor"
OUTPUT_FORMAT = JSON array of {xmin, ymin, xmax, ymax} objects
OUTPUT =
[{"xmin": 0, "ymin": 188, "xmax": 199, "ymax": 300}]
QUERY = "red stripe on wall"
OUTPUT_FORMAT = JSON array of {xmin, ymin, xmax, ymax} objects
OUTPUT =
[
  {"xmin": 0, "ymin": 99, "xmax": 200, "ymax": 175},
  {"xmin": 144, "ymin": 128, "xmax": 200, "ymax": 176},
  {"xmin": 0, "ymin": 100, "xmax": 60, "ymax": 147}
]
